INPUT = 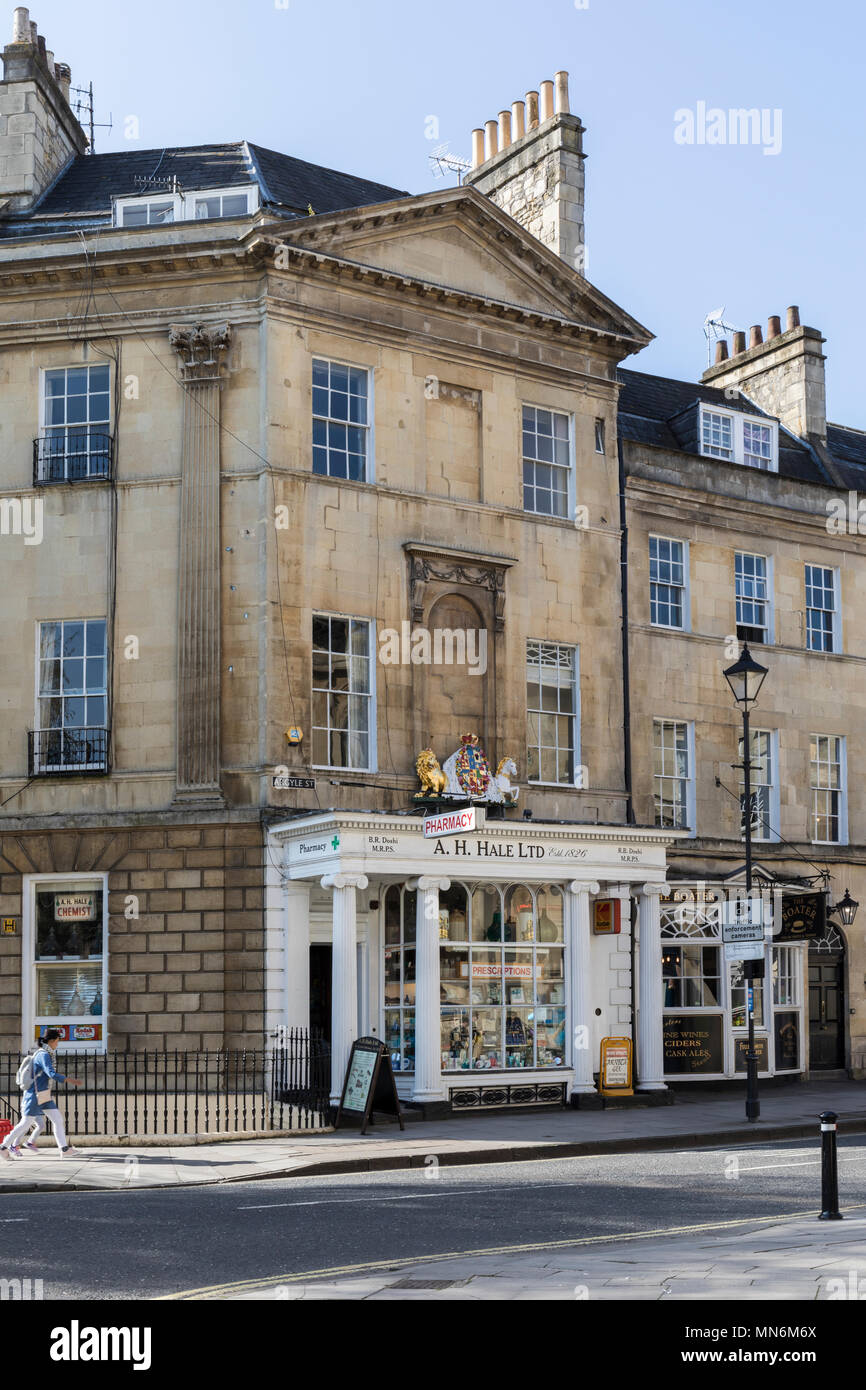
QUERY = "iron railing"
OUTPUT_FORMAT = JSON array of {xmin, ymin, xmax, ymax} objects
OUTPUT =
[
  {"xmin": 28, "ymin": 727, "xmax": 110, "ymax": 776},
  {"xmin": 0, "ymin": 1039, "xmax": 330, "ymax": 1136},
  {"xmin": 33, "ymin": 432, "xmax": 114, "ymax": 485}
]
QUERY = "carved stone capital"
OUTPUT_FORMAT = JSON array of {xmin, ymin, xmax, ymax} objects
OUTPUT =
[{"xmin": 169, "ymin": 321, "xmax": 232, "ymax": 383}]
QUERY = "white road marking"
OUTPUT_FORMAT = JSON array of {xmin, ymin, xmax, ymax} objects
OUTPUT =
[{"xmin": 238, "ymin": 1182, "xmax": 564, "ymax": 1210}]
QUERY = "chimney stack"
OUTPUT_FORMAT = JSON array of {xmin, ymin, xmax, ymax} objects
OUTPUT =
[
  {"xmin": 714, "ymin": 339, "xmax": 729, "ymax": 364},
  {"xmin": 702, "ymin": 304, "xmax": 827, "ymax": 444},
  {"xmin": 0, "ymin": 8, "xmax": 86, "ymax": 210},
  {"xmin": 464, "ymin": 70, "xmax": 587, "ymax": 274}
]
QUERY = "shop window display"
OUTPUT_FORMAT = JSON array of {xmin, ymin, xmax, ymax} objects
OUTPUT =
[
  {"xmin": 383, "ymin": 885, "xmax": 416, "ymax": 1071},
  {"xmin": 437, "ymin": 883, "xmax": 565, "ymax": 1072},
  {"xmin": 33, "ymin": 881, "xmax": 106, "ymax": 1046}
]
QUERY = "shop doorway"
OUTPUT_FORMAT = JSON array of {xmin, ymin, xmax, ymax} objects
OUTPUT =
[
  {"xmin": 310, "ymin": 944, "xmax": 332, "ymax": 1044},
  {"xmin": 809, "ymin": 928, "xmax": 845, "ymax": 1070}
]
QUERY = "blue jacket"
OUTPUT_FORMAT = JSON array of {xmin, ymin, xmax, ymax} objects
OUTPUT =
[{"xmin": 21, "ymin": 1047, "xmax": 67, "ymax": 1117}]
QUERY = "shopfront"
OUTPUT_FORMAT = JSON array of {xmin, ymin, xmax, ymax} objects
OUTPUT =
[
  {"xmin": 266, "ymin": 810, "xmax": 678, "ymax": 1109},
  {"xmin": 660, "ymin": 882, "xmax": 808, "ymax": 1082}
]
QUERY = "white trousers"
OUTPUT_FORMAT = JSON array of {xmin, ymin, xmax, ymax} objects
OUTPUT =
[{"xmin": 4, "ymin": 1106, "xmax": 67, "ymax": 1151}]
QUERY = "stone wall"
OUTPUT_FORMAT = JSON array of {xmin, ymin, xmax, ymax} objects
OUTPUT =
[{"xmin": 0, "ymin": 819, "xmax": 265, "ymax": 1053}]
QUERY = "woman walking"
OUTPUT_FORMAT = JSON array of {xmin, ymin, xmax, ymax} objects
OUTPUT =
[{"xmin": 0, "ymin": 1029, "xmax": 83, "ymax": 1159}]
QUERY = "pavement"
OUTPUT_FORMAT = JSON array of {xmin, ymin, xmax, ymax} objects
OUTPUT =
[
  {"xmin": 0, "ymin": 1079, "xmax": 864, "ymax": 1194},
  {"xmin": 211, "ymin": 1212, "xmax": 866, "ymax": 1301}
]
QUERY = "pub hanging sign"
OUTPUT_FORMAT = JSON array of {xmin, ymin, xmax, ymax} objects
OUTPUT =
[{"xmin": 776, "ymin": 893, "xmax": 827, "ymax": 942}]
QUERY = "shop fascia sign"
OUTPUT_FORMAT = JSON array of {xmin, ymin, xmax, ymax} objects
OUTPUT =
[{"xmin": 286, "ymin": 822, "xmax": 662, "ymax": 871}]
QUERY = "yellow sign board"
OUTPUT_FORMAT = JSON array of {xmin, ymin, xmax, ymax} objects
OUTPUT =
[{"xmin": 600, "ymin": 1036, "xmax": 633, "ymax": 1095}]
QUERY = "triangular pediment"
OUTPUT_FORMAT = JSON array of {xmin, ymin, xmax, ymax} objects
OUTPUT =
[{"xmin": 262, "ymin": 186, "xmax": 651, "ymax": 349}]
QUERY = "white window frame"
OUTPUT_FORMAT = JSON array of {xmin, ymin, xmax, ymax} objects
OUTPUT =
[
  {"xmin": 649, "ymin": 535, "xmax": 690, "ymax": 631},
  {"xmin": 652, "ymin": 718, "xmax": 696, "ymax": 835},
  {"xmin": 735, "ymin": 551, "xmax": 774, "ymax": 645},
  {"xmin": 809, "ymin": 734, "xmax": 847, "ymax": 845},
  {"xmin": 113, "ymin": 184, "xmax": 259, "ymax": 228},
  {"xmin": 521, "ymin": 404, "xmax": 575, "ymax": 521},
  {"xmin": 38, "ymin": 364, "xmax": 112, "ymax": 482},
  {"xmin": 22, "ymin": 872, "xmax": 109, "ymax": 1055},
  {"xmin": 699, "ymin": 405, "xmax": 779, "ymax": 472},
  {"xmin": 33, "ymin": 617, "xmax": 109, "ymax": 774},
  {"xmin": 311, "ymin": 612, "xmax": 377, "ymax": 772},
  {"xmin": 804, "ymin": 563, "xmax": 842, "ymax": 654},
  {"xmin": 739, "ymin": 727, "xmax": 779, "ymax": 843},
  {"xmin": 594, "ymin": 418, "xmax": 606, "ymax": 454},
  {"xmin": 525, "ymin": 640, "xmax": 581, "ymax": 787},
  {"xmin": 311, "ymin": 357, "xmax": 374, "ymax": 484}
]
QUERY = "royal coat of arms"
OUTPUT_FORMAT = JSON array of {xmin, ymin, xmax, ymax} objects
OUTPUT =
[{"xmin": 414, "ymin": 734, "xmax": 519, "ymax": 804}]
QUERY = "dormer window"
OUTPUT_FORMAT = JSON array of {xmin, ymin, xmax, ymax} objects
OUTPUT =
[
  {"xmin": 699, "ymin": 405, "xmax": 778, "ymax": 472},
  {"xmin": 120, "ymin": 199, "xmax": 174, "ymax": 227},
  {"xmin": 113, "ymin": 184, "xmax": 258, "ymax": 228}
]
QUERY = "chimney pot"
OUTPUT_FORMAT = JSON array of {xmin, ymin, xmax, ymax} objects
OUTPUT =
[
  {"xmin": 554, "ymin": 70, "xmax": 570, "ymax": 115},
  {"xmin": 11, "ymin": 7, "xmax": 30, "ymax": 43},
  {"xmin": 525, "ymin": 90, "xmax": 539, "ymax": 130},
  {"xmin": 732, "ymin": 330, "xmax": 747, "ymax": 355},
  {"xmin": 45, "ymin": 49, "xmax": 54, "ymax": 72},
  {"xmin": 539, "ymin": 80, "xmax": 554, "ymax": 122},
  {"xmin": 714, "ymin": 339, "xmax": 729, "ymax": 364},
  {"xmin": 471, "ymin": 128, "xmax": 485, "ymax": 169},
  {"xmin": 786, "ymin": 304, "xmax": 800, "ymax": 330},
  {"xmin": 28, "ymin": 19, "xmax": 36, "ymax": 42},
  {"xmin": 767, "ymin": 315, "xmax": 781, "ymax": 340},
  {"xmin": 498, "ymin": 109, "xmax": 512, "ymax": 149},
  {"xmin": 749, "ymin": 324, "xmax": 763, "ymax": 349},
  {"xmin": 511, "ymin": 100, "xmax": 525, "ymax": 140},
  {"xmin": 484, "ymin": 119, "xmax": 498, "ymax": 161}
]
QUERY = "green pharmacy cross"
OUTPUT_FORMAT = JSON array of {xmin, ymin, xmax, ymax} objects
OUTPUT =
[{"xmin": 331, "ymin": 835, "xmax": 340, "ymax": 851}]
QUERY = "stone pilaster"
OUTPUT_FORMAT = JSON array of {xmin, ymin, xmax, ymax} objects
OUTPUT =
[
  {"xmin": 169, "ymin": 322, "xmax": 231, "ymax": 805},
  {"xmin": 322, "ymin": 872, "xmax": 368, "ymax": 1104},
  {"xmin": 565, "ymin": 880, "xmax": 599, "ymax": 1095},
  {"xmin": 411, "ymin": 875, "xmax": 450, "ymax": 1103},
  {"xmin": 637, "ymin": 882, "xmax": 668, "ymax": 1090}
]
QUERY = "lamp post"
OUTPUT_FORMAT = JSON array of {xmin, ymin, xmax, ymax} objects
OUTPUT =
[{"xmin": 724, "ymin": 643, "xmax": 769, "ymax": 1123}]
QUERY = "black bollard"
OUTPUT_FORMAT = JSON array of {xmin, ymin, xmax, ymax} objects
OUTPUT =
[{"xmin": 818, "ymin": 1110, "xmax": 843, "ymax": 1221}]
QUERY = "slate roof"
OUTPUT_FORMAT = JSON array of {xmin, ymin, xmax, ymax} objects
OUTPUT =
[
  {"xmin": 826, "ymin": 424, "xmax": 866, "ymax": 488},
  {"xmin": 617, "ymin": 367, "xmax": 833, "ymax": 486},
  {"xmin": 0, "ymin": 140, "xmax": 408, "ymax": 239}
]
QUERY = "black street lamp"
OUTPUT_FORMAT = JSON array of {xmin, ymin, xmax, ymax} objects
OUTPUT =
[
  {"xmin": 831, "ymin": 889, "xmax": 859, "ymax": 929},
  {"xmin": 723, "ymin": 644, "xmax": 769, "ymax": 1123}
]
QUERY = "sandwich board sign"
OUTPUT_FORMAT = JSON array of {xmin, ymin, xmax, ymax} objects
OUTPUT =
[{"xmin": 334, "ymin": 1036, "xmax": 404, "ymax": 1135}]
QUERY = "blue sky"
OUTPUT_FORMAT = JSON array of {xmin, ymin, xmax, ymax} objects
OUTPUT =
[{"xmin": 29, "ymin": 0, "xmax": 866, "ymax": 424}]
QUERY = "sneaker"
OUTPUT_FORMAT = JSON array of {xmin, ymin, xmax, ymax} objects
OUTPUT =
[
  {"xmin": 8, "ymin": 1146, "xmax": 21, "ymax": 1158},
  {"xmin": 23, "ymin": 1141, "xmax": 39, "ymax": 1154},
  {"xmin": 0, "ymin": 1146, "xmax": 11, "ymax": 1162},
  {"xmin": 60, "ymin": 1146, "xmax": 81, "ymax": 1158}
]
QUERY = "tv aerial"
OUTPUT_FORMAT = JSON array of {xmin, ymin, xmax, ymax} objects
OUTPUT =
[
  {"xmin": 703, "ymin": 306, "xmax": 738, "ymax": 366},
  {"xmin": 428, "ymin": 143, "xmax": 471, "ymax": 184}
]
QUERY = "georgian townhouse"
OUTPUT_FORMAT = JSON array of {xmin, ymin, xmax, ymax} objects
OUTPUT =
[
  {"xmin": 620, "ymin": 317, "xmax": 866, "ymax": 1084},
  {"xmin": 0, "ymin": 18, "xmax": 682, "ymax": 1114}
]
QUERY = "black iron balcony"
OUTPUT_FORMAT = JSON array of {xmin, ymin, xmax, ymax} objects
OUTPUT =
[
  {"xmin": 33, "ymin": 432, "xmax": 114, "ymax": 485},
  {"xmin": 28, "ymin": 727, "xmax": 111, "ymax": 776}
]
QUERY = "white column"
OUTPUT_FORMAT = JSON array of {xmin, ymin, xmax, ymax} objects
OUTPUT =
[
  {"xmin": 412, "ymin": 875, "xmax": 450, "ymax": 1103},
  {"xmin": 565, "ymin": 880, "xmax": 600, "ymax": 1095},
  {"xmin": 322, "ymin": 873, "xmax": 368, "ymax": 1104},
  {"xmin": 637, "ymin": 882, "xmax": 668, "ymax": 1090},
  {"xmin": 608, "ymin": 882, "xmax": 634, "ymax": 1035},
  {"xmin": 284, "ymin": 881, "xmax": 311, "ymax": 1033}
]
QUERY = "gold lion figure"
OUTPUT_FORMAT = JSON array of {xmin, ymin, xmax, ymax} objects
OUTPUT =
[{"xmin": 414, "ymin": 748, "xmax": 446, "ymax": 798}]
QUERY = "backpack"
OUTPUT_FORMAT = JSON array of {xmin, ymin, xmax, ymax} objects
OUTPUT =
[{"xmin": 15, "ymin": 1047, "xmax": 39, "ymax": 1090}]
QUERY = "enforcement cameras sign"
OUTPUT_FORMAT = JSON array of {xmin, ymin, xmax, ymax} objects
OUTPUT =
[{"xmin": 721, "ymin": 897, "xmax": 764, "ymax": 943}]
